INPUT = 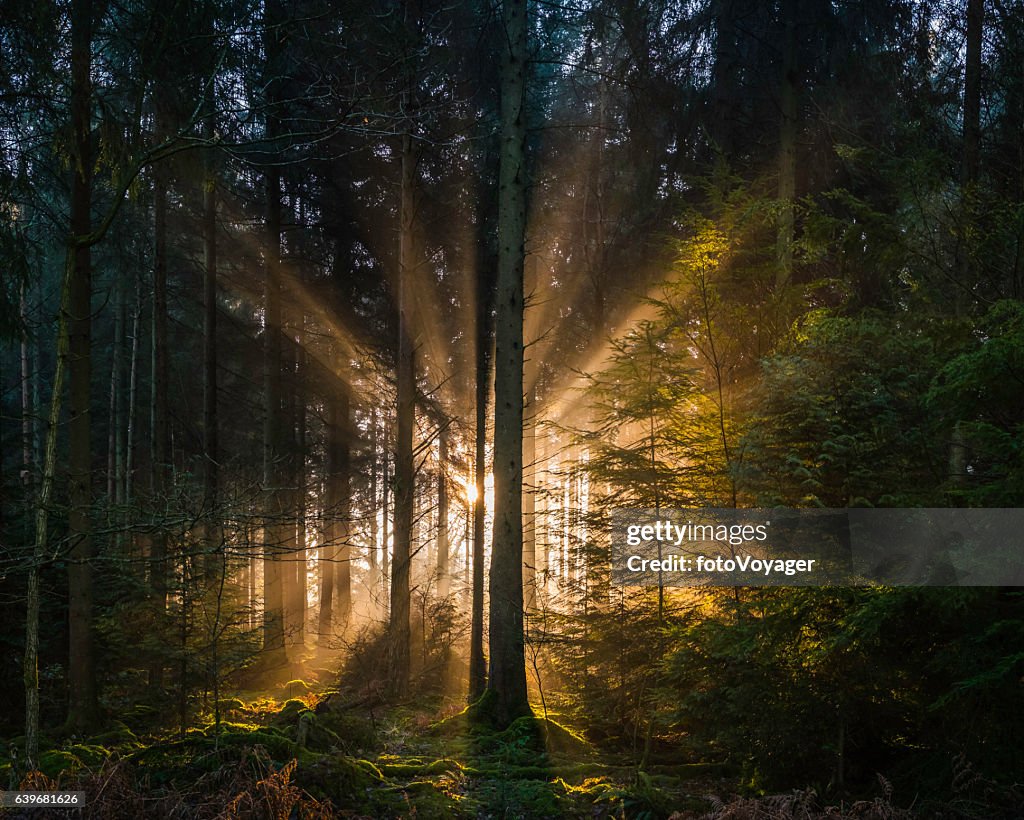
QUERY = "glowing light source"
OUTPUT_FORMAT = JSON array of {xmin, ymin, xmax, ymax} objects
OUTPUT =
[{"xmin": 465, "ymin": 479, "xmax": 479, "ymax": 504}]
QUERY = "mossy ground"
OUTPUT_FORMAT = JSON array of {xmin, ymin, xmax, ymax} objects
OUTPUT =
[{"xmin": 3, "ymin": 687, "xmax": 717, "ymax": 818}]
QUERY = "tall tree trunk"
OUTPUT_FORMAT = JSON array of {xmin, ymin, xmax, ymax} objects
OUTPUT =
[
  {"xmin": 712, "ymin": 0, "xmax": 740, "ymax": 156},
  {"xmin": 106, "ymin": 275, "xmax": 123, "ymax": 502},
  {"xmin": 295, "ymin": 339, "xmax": 308, "ymax": 645},
  {"xmin": 149, "ymin": 104, "xmax": 171, "ymax": 692},
  {"xmin": 436, "ymin": 428, "xmax": 449, "ymax": 598},
  {"xmin": 262, "ymin": 0, "xmax": 286, "ymax": 657},
  {"xmin": 336, "ymin": 389, "xmax": 351, "ymax": 625},
  {"xmin": 25, "ymin": 252, "xmax": 76, "ymax": 766},
  {"xmin": 381, "ymin": 439, "xmax": 390, "ymax": 606},
  {"xmin": 202, "ymin": 71, "xmax": 220, "ymax": 577},
  {"xmin": 522, "ymin": 399, "xmax": 536, "ymax": 610},
  {"xmin": 318, "ymin": 390, "xmax": 349, "ymax": 640},
  {"xmin": 485, "ymin": 0, "xmax": 530, "ymax": 727},
  {"xmin": 389, "ymin": 128, "xmax": 416, "ymax": 696},
  {"xmin": 125, "ymin": 278, "xmax": 141, "ymax": 505},
  {"xmin": 950, "ymin": 0, "xmax": 984, "ymax": 476},
  {"xmin": 369, "ymin": 409, "xmax": 379, "ymax": 578},
  {"xmin": 468, "ymin": 262, "xmax": 492, "ymax": 702},
  {"xmin": 67, "ymin": 0, "xmax": 97, "ymax": 732}
]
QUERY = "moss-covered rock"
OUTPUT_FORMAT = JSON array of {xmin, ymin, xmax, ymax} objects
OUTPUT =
[
  {"xmin": 292, "ymin": 754, "xmax": 382, "ymax": 809},
  {"xmin": 275, "ymin": 698, "xmax": 310, "ymax": 724},
  {"xmin": 216, "ymin": 697, "xmax": 246, "ymax": 714}
]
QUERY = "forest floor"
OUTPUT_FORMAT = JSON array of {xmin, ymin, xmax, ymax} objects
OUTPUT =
[
  {"xmin": 2, "ymin": 660, "xmax": 927, "ymax": 818},
  {"xmin": 1, "ymin": 661, "xmax": 728, "ymax": 818}
]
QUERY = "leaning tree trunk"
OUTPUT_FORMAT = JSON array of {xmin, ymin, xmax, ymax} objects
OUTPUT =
[{"xmin": 485, "ymin": 0, "xmax": 531, "ymax": 728}]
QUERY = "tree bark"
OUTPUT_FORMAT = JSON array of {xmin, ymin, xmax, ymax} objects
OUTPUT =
[
  {"xmin": 485, "ymin": 0, "xmax": 531, "ymax": 727},
  {"xmin": 149, "ymin": 102, "xmax": 171, "ymax": 692},
  {"xmin": 469, "ymin": 260, "xmax": 492, "ymax": 702},
  {"xmin": 67, "ymin": 0, "xmax": 97, "ymax": 732},
  {"xmin": 202, "ymin": 69, "xmax": 220, "ymax": 578},
  {"xmin": 523, "ymin": 399, "xmax": 536, "ymax": 610},
  {"xmin": 25, "ymin": 251, "xmax": 76, "ymax": 766},
  {"xmin": 436, "ymin": 428, "xmax": 450, "ymax": 598},
  {"xmin": 389, "ymin": 127, "xmax": 416, "ymax": 696},
  {"xmin": 336, "ymin": 389, "xmax": 352, "ymax": 625},
  {"xmin": 262, "ymin": 0, "xmax": 286, "ymax": 657}
]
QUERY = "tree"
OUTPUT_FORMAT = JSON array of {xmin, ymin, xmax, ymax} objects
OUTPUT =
[
  {"xmin": 66, "ymin": 0, "xmax": 98, "ymax": 733},
  {"xmin": 484, "ymin": 0, "xmax": 531, "ymax": 727}
]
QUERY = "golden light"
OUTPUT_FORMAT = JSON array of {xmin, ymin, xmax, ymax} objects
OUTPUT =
[{"xmin": 465, "ymin": 478, "xmax": 479, "ymax": 504}]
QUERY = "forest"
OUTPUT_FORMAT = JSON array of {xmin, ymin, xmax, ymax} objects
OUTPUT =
[{"xmin": 1, "ymin": 0, "xmax": 1023, "ymax": 816}]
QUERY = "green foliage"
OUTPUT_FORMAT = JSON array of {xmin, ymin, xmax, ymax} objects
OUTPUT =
[
  {"xmin": 742, "ymin": 311, "xmax": 946, "ymax": 506},
  {"xmin": 928, "ymin": 300, "xmax": 1024, "ymax": 505}
]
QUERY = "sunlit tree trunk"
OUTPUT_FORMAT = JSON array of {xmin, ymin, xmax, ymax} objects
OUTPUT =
[
  {"xmin": 381, "ymin": 439, "xmax": 390, "ymax": 606},
  {"xmin": 469, "ymin": 261, "xmax": 492, "ymax": 702},
  {"xmin": 485, "ymin": 0, "xmax": 530, "ymax": 727},
  {"xmin": 67, "ymin": 0, "xmax": 97, "ymax": 732},
  {"xmin": 336, "ymin": 389, "xmax": 352, "ymax": 624},
  {"xmin": 436, "ymin": 428, "xmax": 450, "ymax": 598},
  {"xmin": 319, "ymin": 389, "xmax": 350, "ymax": 639},
  {"xmin": 295, "ymin": 339, "xmax": 308, "ymax": 644},
  {"xmin": 389, "ymin": 125, "xmax": 416, "ymax": 696},
  {"xmin": 369, "ymin": 408, "xmax": 379, "ymax": 581},
  {"xmin": 523, "ymin": 397, "xmax": 536, "ymax": 610}
]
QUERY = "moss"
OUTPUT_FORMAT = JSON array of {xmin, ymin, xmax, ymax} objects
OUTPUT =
[
  {"xmin": 275, "ymin": 698, "xmax": 310, "ymax": 724},
  {"xmin": 120, "ymin": 703, "xmax": 161, "ymax": 732},
  {"xmin": 281, "ymin": 679, "xmax": 311, "ymax": 698},
  {"xmin": 292, "ymin": 754, "xmax": 383, "ymax": 808},
  {"xmin": 201, "ymin": 720, "xmax": 262, "ymax": 735},
  {"xmin": 474, "ymin": 777, "xmax": 566, "ymax": 818},
  {"xmin": 218, "ymin": 728, "xmax": 294, "ymax": 761},
  {"xmin": 216, "ymin": 697, "xmax": 246, "ymax": 713},
  {"xmin": 377, "ymin": 757, "xmax": 467, "ymax": 777},
  {"xmin": 88, "ymin": 721, "xmax": 140, "ymax": 750},
  {"xmin": 318, "ymin": 711, "xmax": 377, "ymax": 752},
  {"xmin": 63, "ymin": 744, "xmax": 110, "ymax": 768},
  {"xmin": 292, "ymin": 711, "xmax": 342, "ymax": 753},
  {"xmin": 130, "ymin": 726, "xmax": 299, "ymax": 785},
  {"xmin": 37, "ymin": 750, "xmax": 83, "ymax": 778}
]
